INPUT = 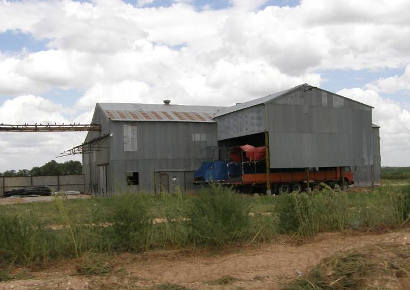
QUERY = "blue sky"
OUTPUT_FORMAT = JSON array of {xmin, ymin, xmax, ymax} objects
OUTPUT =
[{"xmin": 0, "ymin": 30, "xmax": 48, "ymax": 52}]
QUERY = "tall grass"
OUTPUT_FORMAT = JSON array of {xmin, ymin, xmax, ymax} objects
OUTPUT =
[
  {"xmin": 109, "ymin": 194, "xmax": 153, "ymax": 251},
  {"xmin": 0, "ymin": 184, "xmax": 409, "ymax": 270},
  {"xmin": 276, "ymin": 190, "xmax": 349, "ymax": 237},
  {"xmin": 0, "ymin": 212, "xmax": 70, "ymax": 266},
  {"xmin": 188, "ymin": 185, "xmax": 251, "ymax": 247}
]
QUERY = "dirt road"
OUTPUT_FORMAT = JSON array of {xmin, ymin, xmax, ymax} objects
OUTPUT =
[
  {"xmin": 0, "ymin": 194, "xmax": 91, "ymax": 205},
  {"xmin": 1, "ymin": 229, "xmax": 409, "ymax": 289}
]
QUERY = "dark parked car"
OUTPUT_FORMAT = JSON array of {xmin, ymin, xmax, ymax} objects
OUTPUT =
[{"xmin": 3, "ymin": 186, "xmax": 52, "ymax": 197}]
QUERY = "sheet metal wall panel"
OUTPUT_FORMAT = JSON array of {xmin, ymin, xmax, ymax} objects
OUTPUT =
[
  {"xmin": 372, "ymin": 127, "xmax": 381, "ymax": 185},
  {"xmin": 266, "ymin": 88, "xmax": 373, "ymax": 170},
  {"xmin": 83, "ymin": 105, "xmax": 112, "ymax": 194},
  {"xmin": 101, "ymin": 121, "xmax": 218, "ymax": 193},
  {"xmin": 216, "ymin": 105, "xmax": 265, "ymax": 140}
]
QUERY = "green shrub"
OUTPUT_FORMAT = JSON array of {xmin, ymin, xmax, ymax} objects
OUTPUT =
[
  {"xmin": 276, "ymin": 193, "xmax": 300, "ymax": 233},
  {"xmin": 110, "ymin": 194, "xmax": 153, "ymax": 251},
  {"xmin": 276, "ymin": 190, "xmax": 349, "ymax": 238},
  {"xmin": 188, "ymin": 185, "xmax": 251, "ymax": 247},
  {"xmin": 349, "ymin": 188, "xmax": 409, "ymax": 229},
  {"xmin": 399, "ymin": 185, "xmax": 410, "ymax": 222},
  {"xmin": 150, "ymin": 193, "xmax": 191, "ymax": 248},
  {"xmin": 0, "ymin": 212, "xmax": 69, "ymax": 266}
]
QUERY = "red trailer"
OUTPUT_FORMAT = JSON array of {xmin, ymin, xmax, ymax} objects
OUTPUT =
[{"xmin": 224, "ymin": 145, "xmax": 354, "ymax": 194}]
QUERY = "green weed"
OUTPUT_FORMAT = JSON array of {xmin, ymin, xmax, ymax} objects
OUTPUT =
[
  {"xmin": 109, "ymin": 193, "xmax": 154, "ymax": 251},
  {"xmin": 188, "ymin": 184, "xmax": 251, "ymax": 247}
]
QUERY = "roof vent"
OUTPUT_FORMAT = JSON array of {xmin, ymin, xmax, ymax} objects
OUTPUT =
[{"xmin": 163, "ymin": 100, "xmax": 171, "ymax": 105}]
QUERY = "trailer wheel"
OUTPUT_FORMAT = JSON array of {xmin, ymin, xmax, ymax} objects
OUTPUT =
[
  {"xmin": 339, "ymin": 180, "xmax": 349, "ymax": 191},
  {"xmin": 327, "ymin": 182, "xmax": 336, "ymax": 189},
  {"xmin": 291, "ymin": 183, "xmax": 302, "ymax": 193},
  {"xmin": 278, "ymin": 183, "xmax": 290, "ymax": 194}
]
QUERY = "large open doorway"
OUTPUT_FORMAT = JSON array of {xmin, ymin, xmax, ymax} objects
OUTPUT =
[{"xmin": 218, "ymin": 132, "xmax": 265, "ymax": 161}]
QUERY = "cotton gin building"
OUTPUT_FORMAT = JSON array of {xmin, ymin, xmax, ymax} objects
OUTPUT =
[
  {"xmin": 82, "ymin": 101, "xmax": 222, "ymax": 195},
  {"xmin": 83, "ymin": 84, "xmax": 380, "ymax": 194},
  {"xmin": 215, "ymin": 84, "xmax": 380, "ymax": 188}
]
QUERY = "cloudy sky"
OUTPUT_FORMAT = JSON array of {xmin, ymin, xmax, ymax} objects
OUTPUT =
[{"xmin": 0, "ymin": 0, "xmax": 410, "ymax": 171}]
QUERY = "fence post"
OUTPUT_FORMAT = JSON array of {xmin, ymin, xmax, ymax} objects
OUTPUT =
[
  {"xmin": 2, "ymin": 175, "xmax": 5, "ymax": 196},
  {"xmin": 57, "ymin": 175, "xmax": 60, "ymax": 192}
]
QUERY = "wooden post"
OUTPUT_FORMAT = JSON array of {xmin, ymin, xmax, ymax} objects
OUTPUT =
[
  {"xmin": 57, "ymin": 175, "xmax": 60, "ymax": 192},
  {"xmin": 153, "ymin": 170, "xmax": 157, "ymax": 195},
  {"xmin": 183, "ymin": 171, "xmax": 186, "ymax": 192},
  {"xmin": 306, "ymin": 168, "xmax": 310, "ymax": 192},
  {"xmin": 2, "ymin": 175, "xmax": 5, "ymax": 196},
  {"xmin": 89, "ymin": 144, "xmax": 92, "ymax": 194},
  {"xmin": 265, "ymin": 131, "xmax": 271, "ymax": 195}
]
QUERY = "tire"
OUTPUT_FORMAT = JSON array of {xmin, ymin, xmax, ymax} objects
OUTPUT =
[
  {"xmin": 278, "ymin": 183, "xmax": 290, "ymax": 194},
  {"xmin": 339, "ymin": 180, "xmax": 349, "ymax": 191},
  {"xmin": 291, "ymin": 183, "xmax": 302, "ymax": 193}
]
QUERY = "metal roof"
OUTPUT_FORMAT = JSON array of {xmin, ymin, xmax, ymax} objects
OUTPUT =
[
  {"xmin": 214, "ymin": 83, "xmax": 373, "ymax": 117},
  {"xmin": 98, "ymin": 103, "xmax": 224, "ymax": 123},
  {"xmin": 214, "ymin": 84, "xmax": 305, "ymax": 117}
]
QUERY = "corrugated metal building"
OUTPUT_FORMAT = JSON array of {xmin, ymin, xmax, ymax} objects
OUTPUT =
[
  {"xmin": 215, "ymin": 84, "xmax": 380, "ymax": 186},
  {"xmin": 83, "ymin": 83, "xmax": 381, "ymax": 194},
  {"xmin": 83, "ymin": 102, "xmax": 222, "ymax": 195}
]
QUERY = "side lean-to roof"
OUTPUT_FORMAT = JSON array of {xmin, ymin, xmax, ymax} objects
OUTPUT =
[
  {"xmin": 215, "ymin": 83, "xmax": 373, "ymax": 118},
  {"xmin": 98, "ymin": 103, "xmax": 224, "ymax": 123}
]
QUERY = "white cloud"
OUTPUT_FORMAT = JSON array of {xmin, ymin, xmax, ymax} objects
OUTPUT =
[
  {"xmin": 0, "ymin": 0, "xmax": 410, "ymax": 167},
  {"xmin": 337, "ymin": 88, "xmax": 410, "ymax": 166},
  {"xmin": 136, "ymin": 0, "xmax": 154, "ymax": 7},
  {"xmin": 367, "ymin": 64, "xmax": 410, "ymax": 93},
  {"xmin": 231, "ymin": 0, "xmax": 268, "ymax": 11},
  {"xmin": 0, "ymin": 95, "xmax": 86, "ymax": 171}
]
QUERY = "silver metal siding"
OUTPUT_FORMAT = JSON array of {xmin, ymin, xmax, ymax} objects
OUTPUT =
[
  {"xmin": 266, "ymin": 88, "xmax": 373, "ymax": 173},
  {"xmin": 106, "ymin": 121, "xmax": 218, "ymax": 193},
  {"xmin": 372, "ymin": 127, "xmax": 381, "ymax": 185},
  {"xmin": 82, "ymin": 104, "xmax": 112, "ymax": 193},
  {"xmin": 216, "ymin": 105, "xmax": 265, "ymax": 140}
]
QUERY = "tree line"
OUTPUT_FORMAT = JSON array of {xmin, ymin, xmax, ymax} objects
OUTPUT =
[{"xmin": 0, "ymin": 160, "xmax": 82, "ymax": 177}]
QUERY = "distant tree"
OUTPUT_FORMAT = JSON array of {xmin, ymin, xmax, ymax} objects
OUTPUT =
[
  {"xmin": 38, "ymin": 160, "xmax": 63, "ymax": 176},
  {"xmin": 2, "ymin": 170, "xmax": 17, "ymax": 177},
  {"xmin": 1, "ymin": 160, "xmax": 82, "ymax": 176},
  {"xmin": 30, "ymin": 167, "xmax": 41, "ymax": 176},
  {"xmin": 61, "ymin": 160, "xmax": 82, "ymax": 175},
  {"xmin": 17, "ymin": 169, "xmax": 30, "ymax": 176}
]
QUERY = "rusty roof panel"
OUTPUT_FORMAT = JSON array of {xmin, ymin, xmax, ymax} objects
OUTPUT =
[
  {"xmin": 192, "ymin": 112, "xmax": 206, "ymax": 121},
  {"xmin": 161, "ymin": 111, "xmax": 174, "ymax": 120},
  {"xmin": 140, "ymin": 111, "xmax": 152, "ymax": 120},
  {"xmin": 101, "ymin": 104, "xmax": 222, "ymax": 123},
  {"xmin": 116, "ymin": 110, "xmax": 127, "ymax": 119},
  {"xmin": 182, "ymin": 112, "xmax": 195, "ymax": 121},
  {"xmin": 151, "ymin": 111, "xmax": 163, "ymax": 120},
  {"xmin": 129, "ymin": 112, "xmax": 139, "ymax": 120},
  {"xmin": 105, "ymin": 110, "xmax": 116, "ymax": 119},
  {"xmin": 173, "ymin": 112, "xmax": 186, "ymax": 121}
]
